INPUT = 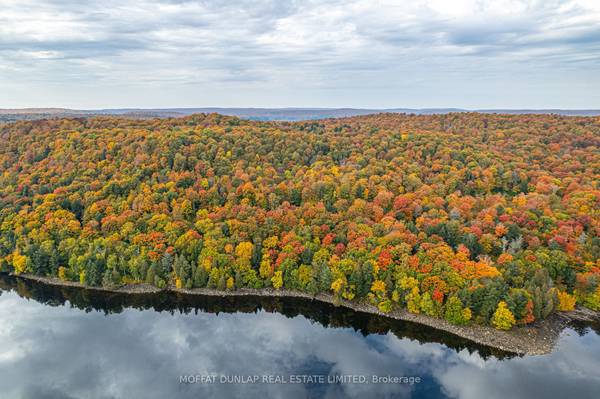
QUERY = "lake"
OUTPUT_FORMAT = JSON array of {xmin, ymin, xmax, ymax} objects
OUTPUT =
[{"xmin": 1, "ymin": 274, "xmax": 599, "ymax": 399}]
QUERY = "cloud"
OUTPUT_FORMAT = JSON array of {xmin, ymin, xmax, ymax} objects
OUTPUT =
[{"xmin": 0, "ymin": 0, "xmax": 599, "ymax": 108}]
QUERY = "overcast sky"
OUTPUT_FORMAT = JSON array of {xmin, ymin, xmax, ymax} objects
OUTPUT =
[{"xmin": 1, "ymin": 0, "xmax": 600, "ymax": 109}]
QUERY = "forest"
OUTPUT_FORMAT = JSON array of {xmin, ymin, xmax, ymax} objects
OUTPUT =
[{"xmin": 0, "ymin": 112, "xmax": 598, "ymax": 330}]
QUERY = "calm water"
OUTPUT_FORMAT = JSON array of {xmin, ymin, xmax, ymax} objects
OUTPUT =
[{"xmin": 1, "ymin": 275, "xmax": 599, "ymax": 399}]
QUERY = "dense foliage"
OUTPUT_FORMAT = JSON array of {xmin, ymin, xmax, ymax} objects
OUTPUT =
[{"xmin": 1, "ymin": 113, "xmax": 599, "ymax": 329}]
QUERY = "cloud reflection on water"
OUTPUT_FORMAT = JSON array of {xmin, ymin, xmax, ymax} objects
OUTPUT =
[{"xmin": 0, "ymin": 290, "xmax": 599, "ymax": 399}]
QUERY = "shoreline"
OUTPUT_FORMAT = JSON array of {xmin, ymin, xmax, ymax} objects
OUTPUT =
[{"xmin": 8, "ymin": 272, "xmax": 596, "ymax": 356}]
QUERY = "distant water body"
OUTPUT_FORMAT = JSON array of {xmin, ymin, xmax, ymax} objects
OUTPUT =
[
  {"xmin": 2, "ymin": 107, "xmax": 600, "ymax": 123},
  {"xmin": 0, "ymin": 275, "xmax": 599, "ymax": 399}
]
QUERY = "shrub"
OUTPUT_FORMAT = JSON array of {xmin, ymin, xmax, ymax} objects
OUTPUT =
[{"xmin": 378, "ymin": 299, "xmax": 392, "ymax": 313}]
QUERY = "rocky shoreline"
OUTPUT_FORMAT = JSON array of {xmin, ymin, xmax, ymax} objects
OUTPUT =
[{"xmin": 10, "ymin": 272, "xmax": 596, "ymax": 356}]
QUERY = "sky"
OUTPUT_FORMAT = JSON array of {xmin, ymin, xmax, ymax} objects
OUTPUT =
[{"xmin": 1, "ymin": 0, "xmax": 600, "ymax": 109}]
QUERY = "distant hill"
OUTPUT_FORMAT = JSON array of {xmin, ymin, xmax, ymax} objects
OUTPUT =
[
  {"xmin": 1, "ymin": 107, "xmax": 599, "ymax": 122},
  {"xmin": 476, "ymin": 109, "xmax": 600, "ymax": 116}
]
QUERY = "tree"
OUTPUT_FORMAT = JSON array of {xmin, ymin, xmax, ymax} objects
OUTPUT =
[
  {"xmin": 226, "ymin": 276, "xmax": 235, "ymax": 291},
  {"xmin": 419, "ymin": 292, "xmax": 437, "ymax": 317},
  {"xmin": 235, "ymin": 242, "xmax": 253, "ymax": 267},
  {"xmin": 405, "ymin": 287, "xmax": 421, "ymax": 314},
  {"xmin": 259, "ymin": 255, "xmax": 273, "ymax": 279},
  {"xmin": 12, "ymin": 251, "xmax": 29, "ymax": 275},
  {"xmin": 271, "ymin": 270, "xmax": 283, "ymax": 290},
  {"xmin": 557, "ymin": 290, "xmax": 576, "ymax": 311},
  {"xmin": 193, "ymin": 265, "xmax": 208, "ymax": 288},
  {"xmin": 58, "ymin": 266, "xmax": 67, "ymax": 281},
  {"xmin": 492, "ymin": 301, "xmax": 516, "ymax": 330},
  {"xmin": 1, "ymin": 112, "xmax": 598, "ymax": 329},
  {"xmin": 317, "ymin": 263, "xmax": 333, "ymax": 292},
  {"xmin": 174, "ymin": 255, "xmax": 192, "ymax": 283},
  {"xmin": 444, "ymin": 296, "xmax": 470, "ymax": 325}
]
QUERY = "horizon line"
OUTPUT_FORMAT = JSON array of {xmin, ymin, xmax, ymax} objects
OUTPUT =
[{"xmin": 2, "ymin": 106, "xmax": 600, "ymax": 112}]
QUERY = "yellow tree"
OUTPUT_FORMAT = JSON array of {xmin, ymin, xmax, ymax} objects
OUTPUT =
[{"xmin": 492, "ymin": 301, "xmax": 516, "ymax": 330}]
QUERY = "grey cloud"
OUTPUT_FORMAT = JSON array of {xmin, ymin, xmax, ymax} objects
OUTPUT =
[{"xmin": 1, "ymin": 0, "xmax": 599, "ymax": 108}]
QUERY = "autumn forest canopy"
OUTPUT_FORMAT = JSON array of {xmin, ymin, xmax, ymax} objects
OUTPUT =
[{"xmin": 1, "ymin": 113, "xmax": 599, "ymax": 330}]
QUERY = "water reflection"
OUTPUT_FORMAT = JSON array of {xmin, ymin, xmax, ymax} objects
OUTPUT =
[
  {"xmin": 0, "ymin": 275, "xmax": 599, "ymax": 399},
  {"xmin": 0, "ymin": 275, "xmax": 506, "ymax": 358}
]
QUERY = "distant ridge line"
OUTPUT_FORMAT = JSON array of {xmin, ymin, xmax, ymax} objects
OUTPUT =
[{"xmin": 1, "ymin": 107, "xmax": 600, "ymax": 122}]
